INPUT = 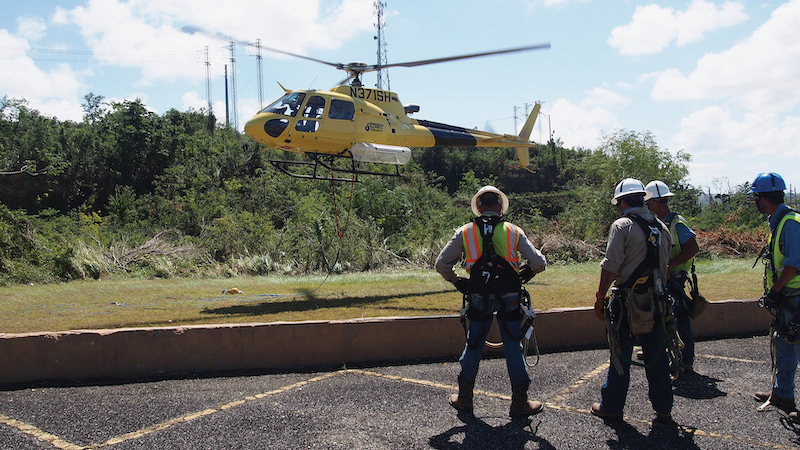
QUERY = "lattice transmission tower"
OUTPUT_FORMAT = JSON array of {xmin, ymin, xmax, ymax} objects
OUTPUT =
[
  {"xmin": 249, "ymin": 39, "xmax": 264, "ymax": 110},
  {"xmin": 374, "ymin": 1, "xmax": 390, "ymax": 91},
  {"xmin": 227, "ymin": 42, "xmax": 238, "ymax": 130}
]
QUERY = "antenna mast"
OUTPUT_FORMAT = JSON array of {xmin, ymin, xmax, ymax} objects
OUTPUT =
[
  {"xmin": 227, "ymin": 42, "xmax": 238, "ymax": 130},
  {"xmin": 374, "ymin": 1, "xmax": 390, "ymax": 91},
  {"xmin": 248, "ymin": 39, "xmax": 264, "ymax": 110}
]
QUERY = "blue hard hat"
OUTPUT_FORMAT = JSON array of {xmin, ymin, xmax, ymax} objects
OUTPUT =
[{"xmin": 748, "ymin": 172, "xmax": 786, "ymax": 193}]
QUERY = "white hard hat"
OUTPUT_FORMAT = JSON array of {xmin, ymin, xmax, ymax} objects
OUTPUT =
[
  {"xmin": 645, "ymin": 180, "xmax": 675, "ymax": 199},
  {"xmin": 611, "ymin": 178, "xmax": 652, "ymax": 205},
  {"xmin": 471, "ymin": 185, "xmax": 509, "ymax": 216}
]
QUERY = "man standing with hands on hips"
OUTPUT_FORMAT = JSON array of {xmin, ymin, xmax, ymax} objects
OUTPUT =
[{"xmin": 435, "ymin": 185, "xmax": 547, "ymax": 417}]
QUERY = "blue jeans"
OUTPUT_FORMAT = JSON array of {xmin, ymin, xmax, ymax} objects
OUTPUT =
[
  {"xmin": 773, "ymin": 294, "xmax": 800, "ymax": 399},
  {"xmin": 459, "ymin": 292, "xmax": 530, "ymax": 387},
  {"xmin": 600, "ymin": 317, "xmax": 673, "ymax": 415},
  {"xmin": 669, "ymin": 274, "xmax": 694, "ymax": 367}
]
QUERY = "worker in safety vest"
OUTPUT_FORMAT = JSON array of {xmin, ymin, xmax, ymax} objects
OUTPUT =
[
  {"xmin": 435, "ymin": 185, "xmax": 547, "ymax": 417},
  {"xmin": 645, "ymin": 180, "xmax": 700, "ymax": 374},
  {"xmin": 591, "ymin": 178, "xmax": 674, "ymax": 425},
  {"xmin": 750, "ymin": 172, "xmax": 800, "ymax": 422}
]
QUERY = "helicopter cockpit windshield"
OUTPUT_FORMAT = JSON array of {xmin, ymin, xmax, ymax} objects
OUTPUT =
[{"xmin": 261, "ymin": 92, "xmax": 307, "ymax": 117}]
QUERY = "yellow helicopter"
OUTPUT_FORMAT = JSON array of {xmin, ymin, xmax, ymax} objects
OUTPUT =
[{"xmin": 243, "ymin": 44, "xmax": 550, "ymax": 180}]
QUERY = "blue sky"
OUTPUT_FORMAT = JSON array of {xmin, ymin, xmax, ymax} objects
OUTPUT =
[{"xmin": 1, "ymin": 0, "xmax": 798, "ymax": 193}]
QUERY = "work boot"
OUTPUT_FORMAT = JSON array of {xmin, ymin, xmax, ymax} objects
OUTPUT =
[
  {"xmin": 653, "ymin": 412, "xmax": 676, "ymax": 427},
  {"xmin": 509, "ymin": 383, "xmax": 544, "ymax": 417},
  {"xmin": 591, "ymin": 402, "xmax": 623, "ymax": 421},
  {"xmin": 790, "ymin": 411, "xmax": 800, "ymax": 424},
  {"xmin": 754, "ymin": 391, "xmax": 797, "ymax": 412},
  {"xmin": 449, "ymin": 375, "xmax": 474, "ymax": 413}
]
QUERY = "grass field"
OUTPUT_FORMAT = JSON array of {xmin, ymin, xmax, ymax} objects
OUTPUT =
[{"xmin": 0, "ymin": 259, "xmax": 764, "ymax": 334}]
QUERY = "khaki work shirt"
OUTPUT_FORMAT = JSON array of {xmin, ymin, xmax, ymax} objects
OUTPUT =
[{"xmin": 601, "ymin": 206, "xmax": 671, "ymax": 287}]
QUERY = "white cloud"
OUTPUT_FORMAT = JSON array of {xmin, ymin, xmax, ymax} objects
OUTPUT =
[
  {"xmin": 609, "ymin": 0, "xmax": 747, "ymax": 56},
  {"xmin": 651, "ymin": 0, "xmax": 800, "ymax": 114},
  {"xmin": 55, "ymin": 0, "xmax": 375, "ymax": 84},
  {"xmin": 16, "ymin": 16, "xmax": 46, "ymax": 41},
  {"xmin": 181, "ymin": 90, "xmax": 206, "ymax": 112},
  {"xmin": 672, "ymin": 106, "xmax": 800, "ymax": 158},
  {"xmin": 670, "ymin": 105, "xmax": 800, "ymax": 187},
  {"xmin": 549, "ymin": 88, "xmax": 629, "ymax": 148},
  {"xmin": 0, "ymin": 30, "xmax": 85, "ymax": 121}
]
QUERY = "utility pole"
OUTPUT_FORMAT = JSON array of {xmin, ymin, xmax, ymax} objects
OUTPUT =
[
  {"xmin": 224, "ymin": 65, "xmax": 230, "ymax": 127},
  {"xmin": 227, "ymin": 42, "xmax": 238, "ymax": 130},
  {"xmin": 374, "ymin": 1, "xmax": 390, "ymax": 91},
  {"xmin": 248, "ymin": 39, "xmax": 264, "ymax": 110},
  {"xmin": 513, "ymin": 105, "xmax": 520, "ymax": 134}
]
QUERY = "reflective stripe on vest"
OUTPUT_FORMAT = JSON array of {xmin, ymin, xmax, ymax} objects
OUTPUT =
[
  {"xmin": 668, "ymin": 213, "xmax": 693, "ymax": 274},
  {"xmin": 767, "ymin": 211, "xmax": 800, "ymax": 290},
  {"xmin": 462, "ymin": 220, "xmax": 521, "ymax": 273}
]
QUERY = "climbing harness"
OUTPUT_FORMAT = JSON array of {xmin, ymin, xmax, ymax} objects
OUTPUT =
[{"xmin": 457, "ymin": 215, "xmax": 540, "ymax": 365}]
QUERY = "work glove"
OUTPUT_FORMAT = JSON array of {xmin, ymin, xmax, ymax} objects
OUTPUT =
[
  {"xmin": 519, "ymin": 266, "xmax": 535, "ymax": 284},
  {"xmin": 453, "ymin": 277, "xmax": 470, "ymax": 295},
  {"xmin": 760, "ymin": 290, "xmax": 785, "ymax": 310}
]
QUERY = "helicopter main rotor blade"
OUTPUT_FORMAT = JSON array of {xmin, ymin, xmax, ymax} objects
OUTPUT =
[
  {"xmin": 262, "ymin": 46, "xmax": 344, "ymax": 70},
  {"xmin": 378, "ymin": 43, "xmax": 550, "ymax": 69}
]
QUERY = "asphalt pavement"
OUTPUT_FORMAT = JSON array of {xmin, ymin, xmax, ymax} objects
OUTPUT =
[{"xmin": 1, "ymin": 335, "xmax": 799, "ymax": 449}]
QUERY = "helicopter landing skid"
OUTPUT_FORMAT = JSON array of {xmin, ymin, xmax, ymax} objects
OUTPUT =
[{"xmin": 268, "ymin": 153, "xmax": 403, "ymax": 181}]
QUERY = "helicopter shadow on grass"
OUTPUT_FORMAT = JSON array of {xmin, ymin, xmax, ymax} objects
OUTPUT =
[
  {"xmin": 428, "ymin": 414, "xmax": 554, "ymax": 450},
  {"xmin": 199, "ymin": 288, "xmax": 455, "ymax": 318}
]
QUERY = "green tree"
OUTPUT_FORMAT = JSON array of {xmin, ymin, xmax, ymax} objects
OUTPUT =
[{"xmin": 561, "ymin": 129, "xmax": 692, "ymax": 240}]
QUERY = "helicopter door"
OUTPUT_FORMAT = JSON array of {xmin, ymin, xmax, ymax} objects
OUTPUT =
[{"xmin": 287, "ymin": 95, "xmax": 353, "ymax": 154}]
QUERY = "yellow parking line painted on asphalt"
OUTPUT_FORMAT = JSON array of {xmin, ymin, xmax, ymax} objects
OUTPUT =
[
  {"xmin": 0, "ymin": 371, "xmax": 345, "ymax": 450},
  {"xmin": 346, "ymin": 368, "xmax": 512, "ymax": 400},
  {"xmin": 91, "ymin": 371, "xmax": 342, "ymax": 448},
  {"xmin": 0, "ymin": 413, "xmax": 85, "ymax": 450},
  {"xmin": 352, "ymin": 366, "xmax": 793, "ymax": 449},
  {"xmin": 549, "ymin": 361, "xmax": 609, "ymax": 404},
  {"xmin": 0, "ymin": 363, "xmax": 794, "ymax": 449},
  {"xmin": 696, "ymin": 353, "xmax": 768, "ymax": 364}
]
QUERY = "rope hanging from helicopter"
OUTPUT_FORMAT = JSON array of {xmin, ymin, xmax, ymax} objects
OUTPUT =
[
  {"xmin": 217, "ymin": 173, "xmax": 356, "ymax": 302},
  {"xmin": 491, "ymin": 147, "xmax": 524, "ymax": 171}
]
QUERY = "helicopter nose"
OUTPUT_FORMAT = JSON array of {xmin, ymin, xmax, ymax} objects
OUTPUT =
[{"xmin": 244, "ymin": 114, "xmax": 267, "ymax": 142}]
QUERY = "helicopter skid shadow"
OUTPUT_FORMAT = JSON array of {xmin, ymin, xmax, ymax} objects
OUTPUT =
[{"xmin": 201, "ymin": 289, "xmax": 453, "ymax": 317}]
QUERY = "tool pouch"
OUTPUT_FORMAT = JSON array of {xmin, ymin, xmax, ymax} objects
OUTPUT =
[{"xmin": 626, "ymin": 284, "xmax": 655, "ymax": 335}]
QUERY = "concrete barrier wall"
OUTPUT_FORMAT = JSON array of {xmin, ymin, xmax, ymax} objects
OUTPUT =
[{"xmin": 0, "ymin": 299, "xmax": 772, "ymax": 385}]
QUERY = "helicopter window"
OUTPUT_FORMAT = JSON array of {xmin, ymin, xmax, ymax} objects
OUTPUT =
[
  {"xmin": 295, "ymin": 120, "xmax": 319, "ymax": 133},
  {"xmin": 328, "ymin": 99, "xmax": 354, "ymax": 120},
  {"xmin": 264, "ymin": 118, "xmax": 289, "ymax": 137},
  {"xmin": 302, "ymin": 96, "xmax": 326, "ymax": 119},
  {"xmin": 262, "ymin": 92, "xmax": 306, "ymax": 117}
]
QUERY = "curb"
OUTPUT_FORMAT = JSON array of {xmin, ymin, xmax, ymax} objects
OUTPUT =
[{"xmin": 0, "ymin": 299, "xmax": 771, "ymax": 385}]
